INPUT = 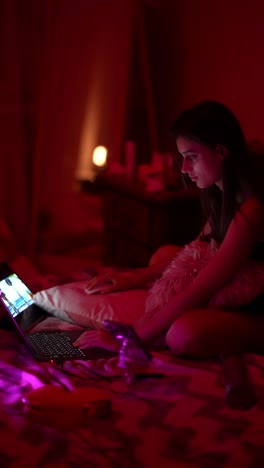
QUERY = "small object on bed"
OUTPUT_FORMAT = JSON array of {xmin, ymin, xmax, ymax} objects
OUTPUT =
[
  {"xmin": 133, "ymin": 373, "xmax": 164, "ymax": 380},
  {"xmin": 221, "ymin": 354, "xmax": 257, "ymax": 411},
  {"xmin": 103, "ymin": 320, "xmax": 152, "ymax": 383},
  {"xmin": 103, "ymin": 320, "xmax": 152, "ymax": 362}
]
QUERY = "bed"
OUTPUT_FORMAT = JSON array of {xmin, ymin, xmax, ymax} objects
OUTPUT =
[
  {"xmin": 1, "ymin": 317, "xmax": 264, "ymax": 467},
  {"xmin": 1, "ymin": 258, "xmax": 264, "ymax": 468}
]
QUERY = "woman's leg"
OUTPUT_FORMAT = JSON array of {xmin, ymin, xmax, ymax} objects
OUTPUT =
[{"xmin": 166, "ymin": 308, "xmax": 264, "ymax": 359}]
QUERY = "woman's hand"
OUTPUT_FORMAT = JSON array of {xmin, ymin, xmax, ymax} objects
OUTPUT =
[
  {"xmin": 73, "ymin": 329, "xmax": 119, "ymax": 352},
  {"xmin": 84, "ymin": 245, "xmax": 181, "ymax": 295},
  {"xmin": 84, "ymin": 270, "xmax": 147, "ymax": 295}
]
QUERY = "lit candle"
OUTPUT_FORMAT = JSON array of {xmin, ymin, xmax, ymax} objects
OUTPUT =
[{"xmin": 92, "ymin": 146, "xmax": 108, "ymax": 168}]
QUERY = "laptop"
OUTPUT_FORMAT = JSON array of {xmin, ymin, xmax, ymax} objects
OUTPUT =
[{"xmin": 0, "ymin": 262, "xmax": 116, "ymax": 363}]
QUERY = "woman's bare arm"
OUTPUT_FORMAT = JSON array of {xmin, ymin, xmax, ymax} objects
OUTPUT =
[{"xmin": 136, "ymin": 197, "xmax": 264, "ymax": 343}]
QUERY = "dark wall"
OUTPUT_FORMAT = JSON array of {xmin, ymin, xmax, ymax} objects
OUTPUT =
[{"xmin": 141, "ymin": 0, "xmax": 264, "ymax": 153}]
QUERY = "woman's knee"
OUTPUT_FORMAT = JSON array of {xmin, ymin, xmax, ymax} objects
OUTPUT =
[
  {"xmin": 166, "ymin": 310, "xmax": 211, "ymax": 358},
  {"xmin": 165, "ymin": 308, "xmax": 261, "ymax": 358},
  {"xmin": 166, "ymin": 315, "xmax": 200, "ymax": 357}
]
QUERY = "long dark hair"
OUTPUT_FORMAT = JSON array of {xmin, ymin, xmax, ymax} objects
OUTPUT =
[{"xmin": 171, "ymin": 100, "xmax": 261, "ymax": 244}]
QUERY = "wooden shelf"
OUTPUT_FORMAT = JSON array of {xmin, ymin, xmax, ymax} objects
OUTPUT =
[{"xmin": 82, "ymin": 174, "xmax": 203, "ymax": 267}]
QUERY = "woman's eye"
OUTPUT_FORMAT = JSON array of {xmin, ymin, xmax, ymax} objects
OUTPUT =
[{"xmin": 186, "ymin": 155, "xmax": 196, "ymax": 162}]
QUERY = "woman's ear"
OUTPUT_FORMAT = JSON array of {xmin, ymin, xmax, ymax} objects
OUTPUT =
[{"xmin": 216, "ymin": 144, "xmax": 229, "ymax": 160}]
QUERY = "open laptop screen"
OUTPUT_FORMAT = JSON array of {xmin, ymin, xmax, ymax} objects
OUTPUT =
[
  {"xmin": 0, "ymin": 273, "xmax": 34, "ymax": 316},
  {"xmin": 0, "ymin": 271, "xmax": 47, "ymax": 332}
]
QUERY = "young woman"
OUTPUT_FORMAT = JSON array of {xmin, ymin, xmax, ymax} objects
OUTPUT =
[{"xmin": 74, "ymin": 100, "xmax": 264, "ymax": 358}]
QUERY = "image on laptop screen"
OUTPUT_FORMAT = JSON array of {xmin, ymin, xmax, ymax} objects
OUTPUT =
[
  {"xmin": 0, "ymin": 273, "xmax": 34, "ymax": 318},
  {"xmin": 0, "ymin": 264, "xmax": 117, "ymax": 362}
]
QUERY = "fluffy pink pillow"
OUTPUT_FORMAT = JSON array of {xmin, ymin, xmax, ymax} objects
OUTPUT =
[{"xmin": 145, "ymin": 240, "xmax": 264, "ymax": 316}]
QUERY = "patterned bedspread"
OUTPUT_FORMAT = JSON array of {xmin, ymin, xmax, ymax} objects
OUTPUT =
[{"xmin": 1, "ymin": 328, "xmax": 264, "ymax": 467}]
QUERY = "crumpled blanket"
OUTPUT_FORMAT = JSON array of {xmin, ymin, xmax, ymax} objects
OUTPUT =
[{"xmin": 1, "ymin": 328, "xmax": 264, "ymax": 467}]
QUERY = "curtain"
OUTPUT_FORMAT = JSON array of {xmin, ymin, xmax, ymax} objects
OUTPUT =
[
  {"xmin": 0, "ymin": 0, "xmax": 136, "ymax": 264},
  {"xmin": 0, "ymin": 0, "xmax": 60, "ymax": 259},
  {"xmin": 0, "ymin": 0, "xmax": 32, "ymax": 257},
  {"xmin": 0, "ymin": 0, "xmax": 96, "ymax": 261}
]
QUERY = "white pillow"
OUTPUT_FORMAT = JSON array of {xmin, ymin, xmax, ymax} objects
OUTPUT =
[{"xmin": 33, "ymin": 280, "xmax": 147, "ymax": 329}]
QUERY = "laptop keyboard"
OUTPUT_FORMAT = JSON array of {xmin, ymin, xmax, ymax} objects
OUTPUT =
[{"xmin": 27, "ymin": 332, "xmax": 86, "ymax": 360}]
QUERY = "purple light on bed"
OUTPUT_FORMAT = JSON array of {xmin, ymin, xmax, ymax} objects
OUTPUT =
[{"xmin": 116, "ymin": 334, "xmax": 125, "ymax": 340}]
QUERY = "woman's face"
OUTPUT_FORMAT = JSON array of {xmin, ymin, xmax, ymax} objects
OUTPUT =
[{"xmin": 176, "ymin": 136, "xmax": 226, "ymax": 189}]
